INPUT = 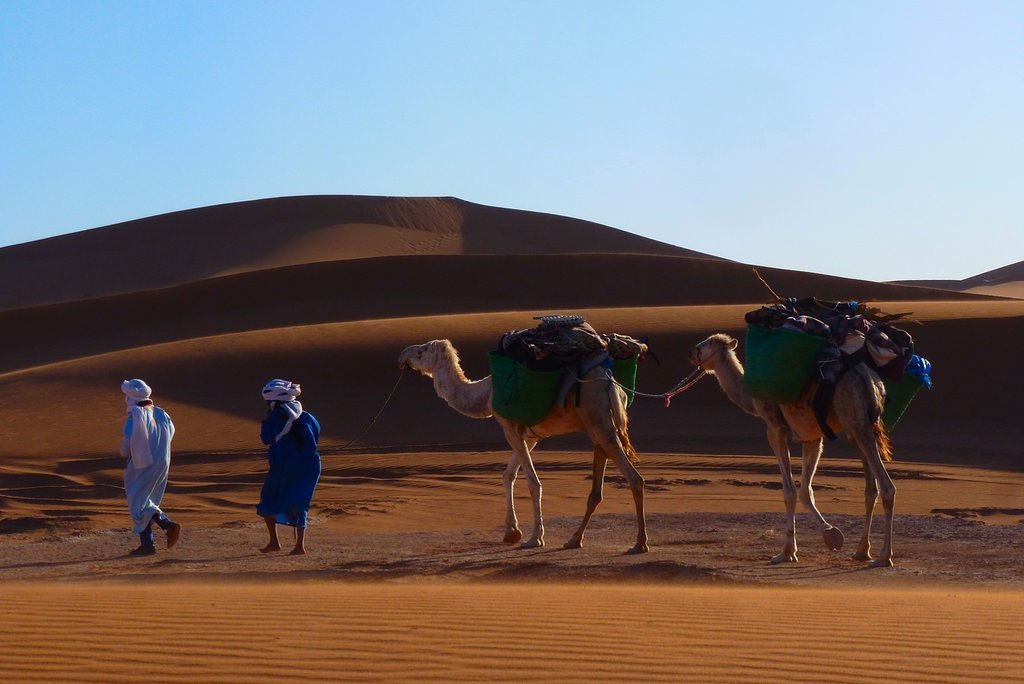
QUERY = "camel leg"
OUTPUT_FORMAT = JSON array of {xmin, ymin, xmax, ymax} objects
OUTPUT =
[
  {"xmin": 767, "ymin": 423, "xmax": 798, "ymax": 564},
  {"xmin": 852, "ymin": 431, "xmax": 896, "ymax": 567},
  {"xmin": 612, "ymin": 451, "xmax": 648, "ymax": 554},
  {"xmin": 564, "ymin": 447, "xmax": 608, "ymax": 549},
  {"xmin": 799, "ymin": 440, "xmax": 844, "ymax": 551},
  {"xmin": 581, "ymin": 410, "xmax": 648, "ymax": 554},
  {"xmin": 501, "ymin": 451, "xmax": 523, "ymax": 545},
  {"xmin": 505, "ymin": 432, "xmax": 544, "ymax": 549},
  {"xmin": 852, "ymin": 454, "xmax": 879, "ymax": 561}
]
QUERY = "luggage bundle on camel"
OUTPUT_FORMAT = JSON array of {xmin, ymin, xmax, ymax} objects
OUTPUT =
[
  {"xmin": 743, "ymin": 296, "xmax": 933, "ymax": 434},
  {"xmin": 489, "ymin": 314, "xmax": 648, "ymax": 425}
]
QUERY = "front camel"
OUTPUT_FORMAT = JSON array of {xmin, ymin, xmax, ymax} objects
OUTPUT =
[
  {"xmin": 690, "ymin": 333, "xmax": 897, "ymax": 568},
  {"xmin": 398, "ymin": 339, "xmax": 649, "ymax": 554}
]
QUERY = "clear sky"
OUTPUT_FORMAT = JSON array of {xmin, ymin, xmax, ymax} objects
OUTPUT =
[{"xmin": 1, "ymin": 1, "xmax": 1021, "ymax": 282}]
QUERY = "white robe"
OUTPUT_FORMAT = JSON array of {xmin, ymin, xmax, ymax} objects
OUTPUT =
[{"xmin": 121, "ymin": 406, "xmax": 175, "ymax": 533}]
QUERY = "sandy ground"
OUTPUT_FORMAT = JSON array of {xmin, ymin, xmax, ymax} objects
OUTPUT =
[
  {"xmin": 4, "ymin": 451, "xmax": 1024, "ymax": 586},
  {"xmin": 2, "ymin": 582, "xmax": 1023, "ymax": 683},
  {"xmin": 3, "ymin": 451, "xmax": 1024, "ymax": 682}
]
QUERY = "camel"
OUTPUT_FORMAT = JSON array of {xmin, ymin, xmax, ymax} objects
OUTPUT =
[
  {"xmin": 398, "ymin": 339, "xmax": 648, "ymax": 554},
  {"xmin": 689, "ymin": 333, "xmax": 896, "ymax": 567}
]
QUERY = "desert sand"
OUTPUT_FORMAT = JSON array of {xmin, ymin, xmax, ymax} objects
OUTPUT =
[{"xmin": 1, "ymin": 196, "xmax": 1022, "ymax": 682}]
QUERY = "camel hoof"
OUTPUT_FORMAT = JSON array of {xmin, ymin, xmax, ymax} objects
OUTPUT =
[
  {"xmin": 868, "ymin": 557, "xmax": 894, "ymax": 569},
  {"xmin": 502, "ymin": 529, "xmax": 524, "ymax": 545},
  {"xmin": 626, "ymin": 544, "xmax": 650, "ymax": 555},
  {"xmin": 823, "ymin": 527, "xmax": 845, "ymax": 551},
  {"xmin": 519, "ymin": 538, "xmax": 544, "ymax": 549},
  {"xmin": 851, "ymin": 550, "xmax": 873, "ymax": 562},
  {"xmin": 563, "ymin": 538, "xmax": 582, "ymax": 550},
  {"xmin": 770, "ymin": 552, "xmax": 798, "ymax": 565}
]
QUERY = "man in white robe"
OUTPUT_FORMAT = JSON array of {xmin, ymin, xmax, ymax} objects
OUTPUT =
[{"xmin": 120, "ymin": 379, "xmax": 181, "ymax": 556}]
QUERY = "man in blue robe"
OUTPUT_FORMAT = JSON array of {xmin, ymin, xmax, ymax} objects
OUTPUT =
[
  {"xmin": 120, "ymin": 379, "xmax": 181, "ymax": 556},
  {"xmin": 257, "ymin": 379, "xmax": 322, "ymax": 555}
]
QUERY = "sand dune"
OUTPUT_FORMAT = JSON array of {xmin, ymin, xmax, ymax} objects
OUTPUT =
[
  {"xmin": 1, "ymin": 302, "xmax": 1021, "ymax": 465},
  {"xmin": 1, "ymin": 195, "xmax": 1022, "ymax": 682},
  {"xmin": 0, "ymin": 195, "xmax": 706, "ymax": 310},
  {"xmin": 966, "ymin": 281, "xmax": 1024, "ymax": 298},
  {"xmin": 0, "ymin": 251, "xmax": 991, "ymax": 374},
  {"xmin": 896, "ymin": 259, "xmax": 1024, "ymax": 299}
]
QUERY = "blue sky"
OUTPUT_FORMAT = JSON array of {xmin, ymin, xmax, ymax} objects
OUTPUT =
[{"xmin": 2, "ymin": 1, "xmax": 1021, "ymax": 281}]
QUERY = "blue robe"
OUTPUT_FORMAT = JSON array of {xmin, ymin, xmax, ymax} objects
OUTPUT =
[
  {"xmin": 257, "ymin": 406, "xmax": 322, "ymax": 528},
  {"xmin": 122, "ymin": 407, "xmax": 175, "ymax": 534}
]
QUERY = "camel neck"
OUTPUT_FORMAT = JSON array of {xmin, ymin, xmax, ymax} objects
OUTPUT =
[
  {"xmin": 711, "ymin": 350, "xmax": 758, "ymax": 416},
  {"xmin": 430, "ymin": 352, "xmax": 492, "ymax": 419}
]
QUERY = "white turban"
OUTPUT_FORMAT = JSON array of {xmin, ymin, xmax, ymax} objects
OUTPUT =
[
  {"xmin": 121, "ymin": 379, "xmax": 156, "ymax": 468},
  {"xmin": 122, "ymin": 379, "xmax": 152, "ymax": 408},
  {"xmin": 262, "ymin": 379, "xmax": 304, "ymax": 443},
  {"xmin": 262, "ymin": 379, "xmax": 301, "ymax": 402}
]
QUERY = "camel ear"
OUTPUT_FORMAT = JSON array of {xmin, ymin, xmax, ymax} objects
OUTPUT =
[{"xmin": 728, "ymin": 338, "xmax": 738, "ymax": 351}]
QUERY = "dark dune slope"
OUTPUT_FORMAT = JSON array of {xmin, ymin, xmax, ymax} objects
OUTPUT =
[
  {"xmin": 0, "ymin": 253, "xmax": 989, "ymax": 374},
  {"xmin": 0, "ymin": 195, "xmax": 707, "ymax": 310},
  {"xmin": 895, "ymin": 259, "xmax": 1024, "ymax": 293}
]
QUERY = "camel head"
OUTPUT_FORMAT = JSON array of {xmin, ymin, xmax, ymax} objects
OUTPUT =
[
  {"xmin": 398, "ymin": 339, "xmax": 455, "ymax": 378},
  {"xmin": 689, "ymin": 334, "xmax": 738, "ymax": 372}
]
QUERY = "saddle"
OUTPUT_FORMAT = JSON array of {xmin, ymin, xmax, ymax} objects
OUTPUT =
[{"xmin": 490, "ymin": 315, "xmax": 648, "ymax": 425}]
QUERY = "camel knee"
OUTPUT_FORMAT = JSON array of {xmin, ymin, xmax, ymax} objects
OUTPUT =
[
  {"xmin": 781, "ymin": 483, "xmax": 797, "ymax": 509},
  {"xmin": 879, "ymin": 482, "xmax": 896, "ymax": 510},
  {"xmin": 863, "ymin": 481, "xmax": 878, "ymax": 501}
]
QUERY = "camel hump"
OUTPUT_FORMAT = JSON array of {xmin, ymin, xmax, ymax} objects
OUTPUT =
[{"xmin": 742, "ymin": 296, "xmax": 928, "ymax": 432}]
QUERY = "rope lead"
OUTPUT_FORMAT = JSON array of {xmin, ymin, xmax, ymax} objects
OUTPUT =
[
  {"xmin": 568, "ymin": 365, "xmax": 708, "ymax": 407},
  {"xmin": 334, "ymin": 371, "xmax": 405, "ymax": 452},
  {"xmin": 662, "ymin": 368, "xmax": 707, "ymax": 407}
]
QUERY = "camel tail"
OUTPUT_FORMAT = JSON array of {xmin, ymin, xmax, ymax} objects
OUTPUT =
[
  {"xmin": 618, "ymin": 425, "xmax": 640, "ymax": 464},
  {"xmin": 858, "ymin": 363, "xmax": 892, "ymax": 462},
  {"xmin": 874, "ymin": 419, "xmax": 893, "ymax": 462},
  {"xmin": 610, "ymin": 389, "xmax": 640, "ymax": 464}
]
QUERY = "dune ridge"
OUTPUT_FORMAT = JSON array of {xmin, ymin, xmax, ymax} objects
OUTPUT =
[
  {"xmin": 0, "ymin": 252, "xmax": 993, "ymax": 374},
  {"xmin": 895, "ymin": 259, "xmax": 1024, "ymax": 299},
  {"xmin": 0, "ymin": 195, "xmax": 705, "ymax": 310}
]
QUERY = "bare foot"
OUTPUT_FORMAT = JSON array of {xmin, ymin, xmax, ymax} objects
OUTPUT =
[
  {"xmin": 260, "ymin": 543, "xmax": 281, "ymax": 554},
  {"xmin": 288, "ymin": 547, "xmax": 306, "ymax": 556}
]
